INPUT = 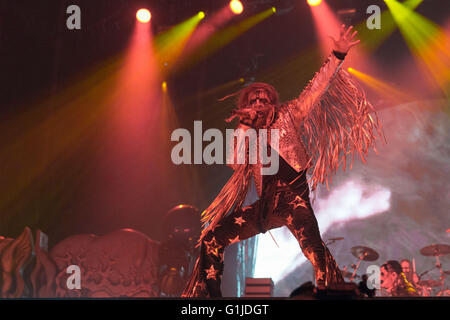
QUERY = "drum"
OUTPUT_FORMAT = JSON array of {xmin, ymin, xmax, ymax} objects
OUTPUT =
[{"xmin": 437, "ymin": 289, "xmax": 450, "ymax": 297}]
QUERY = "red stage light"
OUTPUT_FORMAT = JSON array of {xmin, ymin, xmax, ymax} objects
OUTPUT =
[
  {"xmin": 136, "ymin": 9, "xmax": 151, "ymax": 23},
  {"xmin": 229, "ymin": 0, "xmax": 244, "ymax": 15},
  {"xmin": 307, "ymin": 0, "xmax": 322, "ymax": 6}
]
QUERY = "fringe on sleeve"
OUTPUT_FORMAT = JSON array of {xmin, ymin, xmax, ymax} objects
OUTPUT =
[
  {"xmin": 300, "ymin": 69, "xmax": 386, "ymax": 190},
  {"xmin": 198, "ymin": 164, "xmax": 252, "ymax": 244}
]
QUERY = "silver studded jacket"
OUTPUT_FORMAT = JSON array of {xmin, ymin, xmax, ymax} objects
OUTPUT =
[{"xmin": 234, "ymin": 54, "xmax": 344, "ymax": 196}]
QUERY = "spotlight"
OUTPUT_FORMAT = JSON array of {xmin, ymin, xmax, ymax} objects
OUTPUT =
[
  {"xmin": 198, "ymin": 11, "xmax": 205, "ymax": 19},
  {"xmin": 229, "ymin": 0, "xmax": 244, "ymax": 15},
  {"xmin": 136, "ymin": 9, "xmax": 151, "ymax": 23},
  {"xmin": 162, "ymin": 81, "xmax": 167, "ymax": 91},
  {"xmin": 307, "ymin": 0, "xmax": 322, "ymax": 6}
]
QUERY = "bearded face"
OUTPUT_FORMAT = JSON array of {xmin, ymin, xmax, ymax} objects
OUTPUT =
[{"xmin": 401, "ymin": 261, "xmax": 411, "ymax": 276}]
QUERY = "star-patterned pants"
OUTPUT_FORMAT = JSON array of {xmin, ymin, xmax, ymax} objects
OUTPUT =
[{"xmin": 192, "ymin": 169, "xmax": 343, "ymax": 297}]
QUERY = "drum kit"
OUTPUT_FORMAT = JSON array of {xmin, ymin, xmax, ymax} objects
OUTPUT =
[
  {"xmin": 340, "ymin": 245, "xmax": 379, "ymax": 282},
  {"xmin": 328, "ymin": 237, "xmax": 450, "ymax": 296},
  {"xmin": 415, "ymin": 244, "xmax": 450, "ymax": 296}
]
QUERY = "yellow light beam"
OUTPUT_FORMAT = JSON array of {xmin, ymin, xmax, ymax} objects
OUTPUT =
[
  {"xmin": 385, "ymin": 0, "xmax": 450, "ymax": 93},
  {"xmin": 154, "ymin": 12, "xmax": 204, "ymax": 72},
  {"xmin": 0, "ymin": 57, "xmax": 123, "ymax": 213},
  {"xmin": 177, "ymin": 7, "xmax": 275, "ymax": 73},
  {"xmin": 356, "ymin": 0, "xmax": 423, "ymax": 52},
  {"xmin": 348, "ymin": 67, "xmax": 413, "ymax": 102}
]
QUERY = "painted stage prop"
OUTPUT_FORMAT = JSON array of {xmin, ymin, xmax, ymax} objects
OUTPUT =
[
  {"xmin": 1, "ymin": 229, "xmax": 449, "ymax": 297},
  {"xmin": 50, "ymin": 229, "xmax": 160, "ymax": 297},
  {"xmin": 0, "ymin": 205, "xmax": 200, "ymax": 298},
  {"xmin": 0, "ymin": 228, "xmax": 159, "ymax": 297}
]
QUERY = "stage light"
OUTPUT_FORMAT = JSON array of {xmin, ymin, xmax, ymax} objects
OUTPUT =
[
  {"xmin": 180, "ymin": 7, "xmax": 274, "ymax": 72},
  {"xmin": 198, "ymin": 11, "xmax": 205, "ymax": 19},
  {"xmin": 272, "ymin": 7, "xmax": 276, "ymax": 13},
  {"xmin": 307, "ymin": 0, "xmax": 322, "ymax": 6},
  {"xmin": 162, "ymin": 81, "xmax": 167, "ymax": 92},
  {"xmin": 385, "ymin": 0, "xmax": 450, "ymax": 92},
  {"xmin": 136, "ymin": 9, "xmax": 151, "ymax": 23},
  {"xmin": 347, "ymin": 67, "xmax": 412, "ymax": 102},
  {"xmin": 229, "ymin": 0, "xmax": 244, "ymax": 15}
]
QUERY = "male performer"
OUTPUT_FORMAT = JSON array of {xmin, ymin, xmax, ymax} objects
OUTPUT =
[
  {"xmin": 380, "ymin": 260, "xmax": 418, "ymax": 296},
  {"xmin": 183, "ymin": 25, "xmax": 384, "ymax": 297}
]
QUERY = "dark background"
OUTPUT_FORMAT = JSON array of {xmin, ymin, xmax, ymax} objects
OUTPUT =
[{"xmin": 0, "ymin": 0, "xmax": 448, "ymax": 250}]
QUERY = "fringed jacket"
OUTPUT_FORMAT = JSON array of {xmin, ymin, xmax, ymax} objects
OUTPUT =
[{"xmin": 199, "ymin": 53, "xmax": 385, "ymax": 240}]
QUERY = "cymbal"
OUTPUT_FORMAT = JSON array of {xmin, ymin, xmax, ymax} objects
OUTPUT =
[
  {"xmin": 420, "ymin": 244, "xmax": 450, "ymax": 256},
  {"xmin": 417, "ymin": 280, "xmax": 442, "ymax": 288},
  {"xmin": 340, "ymin": 270, "xmax": 360, "ymax": 279},
  {"xmin": 351, "ymin": 246, "xmax": 379, "ymax": 261}
]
